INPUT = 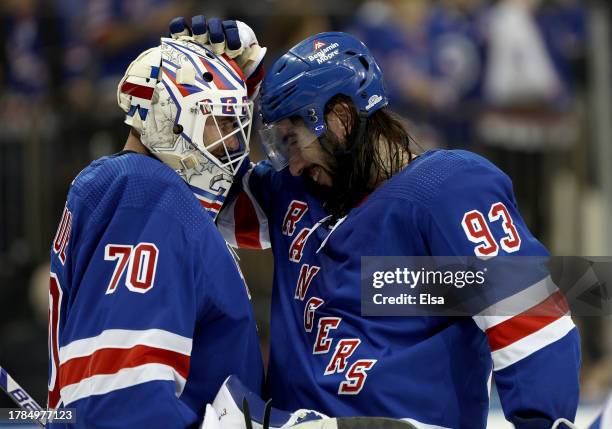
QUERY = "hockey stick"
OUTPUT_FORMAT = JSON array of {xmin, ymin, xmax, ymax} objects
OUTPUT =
[{"xmin": 0, "ymin": 366, "xmax": 46, "ymax": 427}]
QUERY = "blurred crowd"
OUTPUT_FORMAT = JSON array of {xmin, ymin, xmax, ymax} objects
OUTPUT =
[{"xmin": 0, "ymin": 0, "xmax": 610, "ymax": 410}]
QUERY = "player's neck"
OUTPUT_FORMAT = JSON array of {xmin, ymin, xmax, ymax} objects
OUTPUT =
[
  {"xmin": 123, "ymin": 129, "xmax": 151, "ymax": 155},
  {"xmin": 367, "ymin": 138, "xmax": 415, "ymax": 190}
]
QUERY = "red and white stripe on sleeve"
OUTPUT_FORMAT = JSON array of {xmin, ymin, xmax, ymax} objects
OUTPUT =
[
  {"xmin": 57, "ymin": 329, "xmax": 192, "ymax": 405},
  {"xmin": 473, "ymin": 275, "xmax": 575, "ymax": 371},
  {"xmin": 217, "ymin": 169, "xmax": 270, "ymax": 249}
]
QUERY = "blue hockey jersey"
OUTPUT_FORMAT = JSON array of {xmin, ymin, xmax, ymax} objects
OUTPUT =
[
  {"xmin": 48, "ymin": 152, "xmax": 263, "ymax": 428},
  {"xmin": 218, "ymin": 149, "xmax": 580, "ymax": 429}
]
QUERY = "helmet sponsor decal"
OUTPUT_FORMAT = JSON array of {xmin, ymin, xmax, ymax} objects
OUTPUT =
[
  {"xmin": 307, "ymin": 42, "xmax": 340, "ymax": 65},
  {"xmin": 313, "ymin": 40, "xmax": 326, "ymax": 50},
  {"xmin": 365, "ymin": 94, "xmax": 383, "ymax": 111}
]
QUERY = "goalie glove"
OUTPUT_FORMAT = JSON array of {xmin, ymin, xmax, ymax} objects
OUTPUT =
[
  {"xmin": 208, "ymin": 375, "xmax": 327, "ymax": 429},
  {"xmin": 169, "ymin": 16, "xmax": 266, "ymax": 99},
  {"xmin": 201, "ymin": 404, "xmax": 224, "ymax": 429}
]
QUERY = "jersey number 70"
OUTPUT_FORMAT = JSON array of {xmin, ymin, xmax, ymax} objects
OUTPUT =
[
  {"xmin": 461, "ymin": 202, "xmax": 521, "ymax": 257},
  {"xmin": 104, "ymin": 243, "xmax": 159, "ymax": 294}
]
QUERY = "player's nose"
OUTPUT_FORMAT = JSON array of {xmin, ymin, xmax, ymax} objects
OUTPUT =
[
  {"xmin": 288, "ymin": 153, "xmax": 306, "ymax": 176},
  {"xmin": 225, "ymin": 134, "xmax": 240, "ymax": 151},
  {"xmin": 288, "ymin": 144, "xmax": 306, "ymax": 176}
]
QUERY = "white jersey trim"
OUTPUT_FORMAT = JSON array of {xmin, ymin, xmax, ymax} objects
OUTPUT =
[
  {"xmin": 218, "ymin": 197, "xmax": 240, "ymax": 248},
  {"xmin": 242, "ymin": 168, "xmax": 271, "ymax": 249},
  {"xmin": 59, "ymin": 328, "xmax": 192, "ymax": 364},
  {"xmin": 60, "ymin": 363, "xmax": 187, "ymax": 405},
  {"xmin": 473, "ymin": 275, "xmax": 558, "ymax": 331},
  {"xmin": 491, "ymin": 315, "xmax": 575, "ymax": 371}
]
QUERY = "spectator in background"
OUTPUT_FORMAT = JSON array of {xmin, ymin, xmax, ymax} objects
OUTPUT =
[
  {"xmin": 58, "ymin": 0, "xmax": 189, "ymax": 123},
  {"xmin": 0, "ymin": 0, "xmax": 62, "ymax": 334},
  {"xmin": 477, "ymin": 0, "xmax": 585, "ymax": 242},
  {"xmin": 0, "ymin": 0, "xmax": 57, "ymax": 98},
  {"xmin": 0, "ymin": 0, "xmax": 61, "ymax": 143},
  {"xmin": 536, "ymin": 0, "xmax": 587, "ymax": 101},
  {"xmin": 350, "ymin": 0, "xmax": 487, "ymax": 149},
  {"xmin": 82, "ymin": 0, "xmax": 187, "ymax": 79}
]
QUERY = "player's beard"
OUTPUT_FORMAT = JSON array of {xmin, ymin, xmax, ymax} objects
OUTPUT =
[
  {"xmin": 302, "ymin": 165, "xmax": 336, "ymax": 205},
  {"xmin": 307, "ymin": 122, "xmax": 372, "ymax": 221},
  {"xmin": 300, "ymin": 133, "xmax": 353, "ymax": 219}
]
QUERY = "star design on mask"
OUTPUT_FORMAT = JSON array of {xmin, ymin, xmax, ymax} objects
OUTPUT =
[{"xmin": 184, "ymin": 156, "xmax": 215, "ymax": 184}]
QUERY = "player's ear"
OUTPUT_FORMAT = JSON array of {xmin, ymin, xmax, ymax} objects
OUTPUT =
[{"xmin": 325, "ymin": 101, "xmax": 354, "ymax": 144}]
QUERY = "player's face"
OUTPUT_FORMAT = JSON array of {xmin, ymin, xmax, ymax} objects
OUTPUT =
[
  {"xmin": 276, "ymin": 118, "xmax": 335, "ymax": 187},
  {"xmin": 203, "ymin": 116, "xmax": 241, "ymax": 158}
]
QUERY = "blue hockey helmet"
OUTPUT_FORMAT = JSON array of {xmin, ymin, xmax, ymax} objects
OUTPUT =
[{"xmin": 259, "ymin": 32, "xmax": 388, "ymax": 170}]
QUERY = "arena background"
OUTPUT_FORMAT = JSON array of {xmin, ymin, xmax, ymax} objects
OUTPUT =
[{"xmin": 0, "ymin": 0, "xmax": 610, "ymax": 427}]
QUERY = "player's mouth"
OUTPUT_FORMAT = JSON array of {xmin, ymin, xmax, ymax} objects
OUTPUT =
[
  {"xmin": 306, "ymin": 165, "xmax": 333, "ymax": 187},
  {"xmin": 310, "ymin": 165, "xmax": 322, "ymax": 183}
]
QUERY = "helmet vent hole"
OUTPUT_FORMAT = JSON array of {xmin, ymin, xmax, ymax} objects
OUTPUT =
[
  {"xmin": 345, "ymin": 51, "xmax": 357, "ymax": 56},
  {"xmin": 282, "ymin": 86, "xmax": 297, "ymax": 99},
  {"xmin": 202, "ymin": 72, "xmax": 214, "ymax": 82},
  {"xmin": 358, "ymin": 56, "xmax": 370, "ymax": 71},
  {"xmin": 282, "ymin": 85, "xmax": 296, "ymax": 94},
  {"xmin": 276, "ymin": 62, "xmax": 287, "ymax": 74}
]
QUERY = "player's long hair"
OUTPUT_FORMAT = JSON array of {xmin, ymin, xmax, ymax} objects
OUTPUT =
[{"xmin": 321, "ymin": 95, "xmax": 417, "ymax": 220}]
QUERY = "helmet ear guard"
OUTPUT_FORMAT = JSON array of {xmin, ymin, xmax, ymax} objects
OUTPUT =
[
  {"xmin": 117, "ymin": 47, "xmax": 162, "ymax": 131},
  {"xmin": 117, "ymin": 38, "xmax": 252, "ymax": 218}
]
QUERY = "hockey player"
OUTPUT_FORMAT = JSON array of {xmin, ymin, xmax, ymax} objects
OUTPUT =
[
  {"xmin": 47, "ymin": 36, "xmax": 264, "ymax": 427},
  {"xmin": 254, "ymin": 34, "xmax": 581, "ymax": 429},
  {"xmin": 167, "ymin": 19, "xmax": 581, "ymax": 429}
]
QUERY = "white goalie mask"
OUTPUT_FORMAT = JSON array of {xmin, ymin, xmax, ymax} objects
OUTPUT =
[{"xmin": 117, "ymin": 37, "xmax": 252, "ymax": 218}]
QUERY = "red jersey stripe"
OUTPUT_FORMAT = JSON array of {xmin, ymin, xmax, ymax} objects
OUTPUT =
[
  {"xmin": 486, "ymin": 290, "xmax": 569, "ymax": 352},
  {"xmin": 234, "ymin": 192, "xmax": 262, "ymax": 249},
  {"xmin": 245, "ymin": 64, "xmax": 265, "ymax": 98},
  {"xmin": 198, "ymin": 198, "xmax": 223, "ymax": 211},
  {"xmin": 59, "ymin": 344, "xmax": 190, "ymax": 388}
]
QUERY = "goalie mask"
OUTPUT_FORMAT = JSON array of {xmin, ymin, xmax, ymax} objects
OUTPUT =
[{"xmin": 117, "ymin": 37, "xmax": 252, "ymax": 218}]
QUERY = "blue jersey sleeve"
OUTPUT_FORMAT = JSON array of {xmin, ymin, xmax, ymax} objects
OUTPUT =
[
  {"xmin": 420, "ymin": 151, "xmax": 580, "ymax": 428},
  {"xmin": 183, "ymin": 224, "xmax": 264, "ymax": 416},
  {"xmin": 246, "ymin": 160, "xmax": 278, "ymax": 216},
  {"xmin": 48, "ymin": 155, "xmax": 263, "ymax": 428}
]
